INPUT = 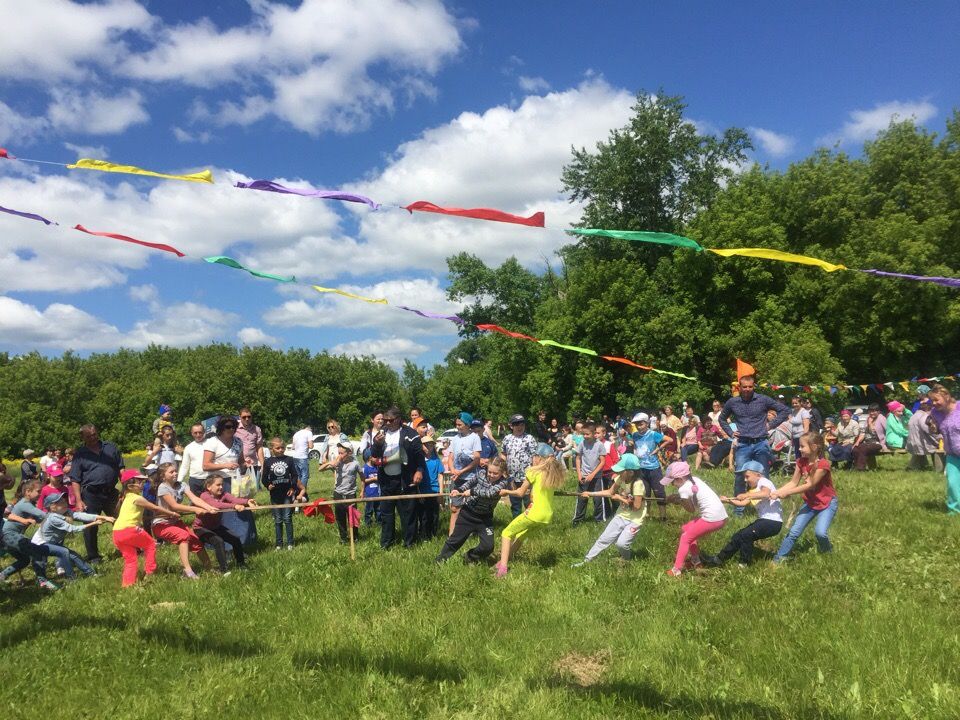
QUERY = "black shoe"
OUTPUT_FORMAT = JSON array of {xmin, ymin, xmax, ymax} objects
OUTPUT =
[{"xmin": 87, "ymin": 557, "xmax": 102, "ymax": 565}]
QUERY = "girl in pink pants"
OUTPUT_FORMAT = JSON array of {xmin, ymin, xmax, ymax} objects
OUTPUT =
[{"xmin": 661, "ymin": 461, "xmax": 728, "ymax": 577}]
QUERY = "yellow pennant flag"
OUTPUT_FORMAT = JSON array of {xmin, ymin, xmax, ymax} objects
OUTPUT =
[
  {"xmin": 708, "ymin": 247, "xmax": 846, "ymax": 273},
  {"xmin": 899, "ymin": 381, "xmax": 910, "ymax": 392},
  {"xmin": 312, "ymin": 285, "xmax": 387, "ymax": 305},
  {"xmin": 67, "ymin": 158, "xmax": 214, "ymax": 184},
  {"xmin": 860, "ymin": 384, "xmax": 869, "ymax": 393}
]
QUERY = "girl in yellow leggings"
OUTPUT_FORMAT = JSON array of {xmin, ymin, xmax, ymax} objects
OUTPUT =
[{"xmin": 495, "ymin": 443, "xmax": 565, "ymax": 577}]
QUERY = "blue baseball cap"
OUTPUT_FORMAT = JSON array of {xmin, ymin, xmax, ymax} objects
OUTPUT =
[
  {"xmin": 611, "ymin": 453, "xmax": 641, "ymax": 472},
  {"xmin": 534, "ymin": 443, "xmax": 554, "ymax": 457},
  {"xmin": 738, "ymin": 460, "xmax": 765, "ymax": 474}
]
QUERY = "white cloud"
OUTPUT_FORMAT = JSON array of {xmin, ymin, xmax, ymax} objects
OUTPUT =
[
  {"xmin": 129, "ymin": 283, "xmax": 159, "ymax": 311},
  {"xmin": 823, "ymin": 99, "xmax": 938, "ymax": 145},
  {"xmin": 238, "ymin": 326, "xmax": 279, "ymax": 346},
  {"xmin": 47, "ymin": 88, "xmax": 149, "ymax": 135},
  {"xmin": 749, "ymin": 127, "xmax": 795, "ymax": 158},
  {"xmin": 0, "ymin": 101, "xmax": 49, "ymax": 145},
  {"xmin": 172, "ymin": 126, "xmax": 211, "ymax": 144},
  {"xmin": 518, "ymin": 75, "xmax": 550, "ymax": 93},
  {"xmin": 351, "ymin": 79, "xmax": 634, "ymax": 272},
  {"xmin": 121, "ymin": 0, "xmax": 464, "ymax": 134},
  {"xmin": 64, "ymin": 141, "xmax": 109, "ymax": 158},
  {"xmin": 0, "ymin": 0, "xmax": 152, "ymax": 81},
  {"xmin": 0, "ymin": 295, "xmax": 236, "ymax": 350},
  {"xmin": 329, "ymin": 336, "xmax": 428, "ymax": 368},
  {"xmin": 263, "ymin": 277, "xmax": 462, "ymax": 337}
]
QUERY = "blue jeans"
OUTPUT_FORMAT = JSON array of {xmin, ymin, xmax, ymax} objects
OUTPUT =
[
  {"xmin": 294, "ymin": 458, "xmax": 310, "ymax": 497},
  {"xmin": 733, "ymin": 440, "xmax": 772, "ymax": 514},
  {"xmin": 45, "ymin": 543, "xmax": 95, "ymax": 579},
  {"xmin": 774, "ymin": 496, "xmax": 839, "ymax": 561},
  {"xmin": 271, "ymin": 497, "xmax": 295, "ymax": 547}
]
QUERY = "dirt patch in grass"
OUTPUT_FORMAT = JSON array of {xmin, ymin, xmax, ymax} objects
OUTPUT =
[{"xmin": 553, "ymin": 649, "xmax": 611, "ymax": 687}]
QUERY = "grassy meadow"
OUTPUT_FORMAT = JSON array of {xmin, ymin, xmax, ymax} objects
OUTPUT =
[{"xmin": 2, "ymin": 456, "xmax": 959, "ymax": 719}]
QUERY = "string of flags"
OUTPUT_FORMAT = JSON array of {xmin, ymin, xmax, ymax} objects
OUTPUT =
[
  {"xmin": 759, "ymin": 376, "xmax": 959, "ymax": 396},
  {"xmin": 1, "ymin": 146, "xmax": 959, "ymax": 387}
]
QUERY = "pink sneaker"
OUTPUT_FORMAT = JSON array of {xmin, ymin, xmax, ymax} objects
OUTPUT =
[
  {"xmin": 494, "ymin": 563, "xmax": 509, "ymax": 579},
  {"xmin": 665, "ymin": 568, "xmax": 682, "ymax": 578}
]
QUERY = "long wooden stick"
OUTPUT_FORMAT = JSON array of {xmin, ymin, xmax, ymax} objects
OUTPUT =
[{"xmin": 230, "ymin": 492, "xmax": 454, "ymax": 512}]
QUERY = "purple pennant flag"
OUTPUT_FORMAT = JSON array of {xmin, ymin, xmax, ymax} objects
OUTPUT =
[
  {"xmin": 235, "ymin": 180, "xmax": 379, "ymax": 209},
  {"xmin": 397, "ymin": 306, "xmax": 465, "ymax": 324},
  {"xmin": 856, "ymin": 268, "xmax": 960, "ymax": 289},
  {"xmin": 0, "ymin": 204, "xmax": 57, "ymax": 225}
]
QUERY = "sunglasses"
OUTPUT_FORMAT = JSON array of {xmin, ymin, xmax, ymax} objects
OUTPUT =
[
  {"xmin": 240, "ymin": 415, "xmax": 252, "ymax": 419},
  {"xmin": 223, "ymin": 424, "xmax": 237, "ymax": 430}
]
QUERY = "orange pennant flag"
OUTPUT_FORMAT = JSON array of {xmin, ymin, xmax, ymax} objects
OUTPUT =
[{"xmin": 736, "ymin": 358, "xmax": 756, "ymax": 380}]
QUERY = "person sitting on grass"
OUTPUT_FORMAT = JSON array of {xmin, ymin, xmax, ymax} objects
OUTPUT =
[
  {"xmin": 195, "ymin": 475, "xmax": 256, "ymax": 570},
  {"xmin": 112, "ymin": 472, "xmax": 179, "ymax": 588},
  {"xmin": 262, "ymin": 437, "xmax": 304, "ymax": 551},
  {"xmin": 572, "ymin": 453, "xmax": 647, "ymax": 566},
  {"xmin": 706, "ymin": 461, "xmax": 783, "ymax": 568},
  {"xmin": 32, "ymin": 491, "xmax": 111, "ymax": 580},
  {"xmin": 494, "ymin": 443, "xmax": 565, "ymax": 578},
  {"xmin": 661, "ymin": 461, "xmax": 728, "ymax": 578},
  {"xmin": 771, "ymin": 432, "xmax": 838, "ymax": 564},
  {"xmin": 152, "ymin": 462, "xmax": 217, "ymax": 580},
  {"xmin": 0, "ymin": 480, "xmax": 59, "ymax": 591},
  {"xmin": 436, "ymin": 456, "xmax": 511, "ymax": 564}
]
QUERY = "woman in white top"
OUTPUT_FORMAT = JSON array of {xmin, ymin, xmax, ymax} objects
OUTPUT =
[
  {"xmin": 789, "ymin": 396, "xmax": 811, "ymax": 458},
  {"xmin": 318, "ymin": 419, "xmax": 350, "ymax": 467},
  {"xmin": 202, "ymin": 415, "xmax": 255, "ymax": 546},
  {"xmin": 662, "ymin": 461, "xmax": 728, "ymax": 577},
  {"xmin": 707, "ymin": 460, "xmax": 784, "ymax": 566}
]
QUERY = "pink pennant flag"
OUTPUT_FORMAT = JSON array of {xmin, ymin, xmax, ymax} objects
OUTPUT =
[
  {"xmin": 405, "ymin": 201, "xmax": 545, "ymax": 227},
  {"xmin": 73, "ymin": 224, "xmax": 186, "ymax": 257}
]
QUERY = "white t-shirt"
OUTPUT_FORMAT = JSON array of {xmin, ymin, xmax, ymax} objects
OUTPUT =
[
  {"xmin": 203, "ymin": 436, "xmax": 241, "ymax": 480},
  {"xmin": 752, "ymin": 477, "xmax": 783, "ymax": 522},
  {"xmin": 290, "ymin": 428, "xmax": 313, "ymax": 459},
  {"xmin": 790, "ymin": 408, "xmax": 810, "ymax": 438},
  {"xmin": 382, "ymin": 429, "xmax": 402, "ymax": 476},
  {"xmin": 450, "ymin": 432, "xmax": 482, "ymax": 483},
  {"xmin": 678, "ymin": 477, "xmax": 727, "ymax": 522}
]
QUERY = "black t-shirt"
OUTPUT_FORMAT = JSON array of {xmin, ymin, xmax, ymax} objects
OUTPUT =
[{"xmin": 263, "ymin": 455, "xmax": 300, "ymax": 492}]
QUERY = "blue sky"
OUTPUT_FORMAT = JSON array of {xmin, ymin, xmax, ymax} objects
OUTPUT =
[{"xmin": 1, "ymin": 0, "xmax": 958, "ymax": 369}]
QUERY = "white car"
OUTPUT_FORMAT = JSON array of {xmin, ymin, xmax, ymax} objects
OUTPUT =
[
  {"xmin": 284, "ymin": 434, "xmax": 362, "ymax": 461},
  {"xmin": 440, "ymin": 428, "xmax": 458, "ymax": 441}
]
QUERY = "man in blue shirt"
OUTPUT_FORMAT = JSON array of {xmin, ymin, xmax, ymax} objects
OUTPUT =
[
  {"xmin": 630, "ymin": 413, "xmax": 671, "ymax": 521},
  {"xmin": 69, "ymin": 424, "xmax": 124, "ymax": 563},
  {"xmin": 718, "ymin": 374, "xmax": 790, "ymax": 515}
]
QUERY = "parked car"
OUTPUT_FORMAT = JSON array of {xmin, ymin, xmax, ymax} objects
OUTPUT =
[
  {"xmin": 285, "ymin": 434, "xmax": 362, "ymax": 461},
  {"xmin": 440, "ymin": 428, "xmax": 458, "ymax": 441}
]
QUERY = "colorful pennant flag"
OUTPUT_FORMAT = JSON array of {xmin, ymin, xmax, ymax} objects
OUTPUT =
[
  {"xmin": 0, "ymin": 148, "xmax": 11, "ymax": 159},
  {"xmin": 854, "ymin": 268, "xmax": 960, "ymax": 289},
  {"xmin": 736, "ymin": 358, "xmax": 756, "ymax": 380},
  {"xmin": 404, "ymin": 201, "xmax": 545, "ymax": 227},
  {"xmin": 312, "ymin": 285, "xmax": 387, "ymax": 305},
  {"xmin": 0, "ymin": 204, "xmax": 56, "ymax": 225},
  {"xmin": 538, "ymin": 339, "xmax": 597, "ymax": 356},
  {"xmin": 67, "ymin": 158, "xmax": 214, "ymax": 184},
  {"xmin": 397, "ymin": 306, "xmax": 464, "ymax": 323},
  {"xmin": 567, "ymin": 228, "xmax": 704, "ymax": 251},
  {"xmin": 601, "ymin": 355, "xmax": 653, "ymax": 371},
  {"xmin": 708, "ymin": 247, "xmax": 846, "ymax": 273},
  {"xmin": 234, "ymin": 180, "xmax": 379, "ymax": 209},
  {"xmin": 73, "ymin": 224, "xmax": 185, "ymax": 257},
  {"xmin": 476, "ymin": 324, "xmax": 539, "ymax": 342},
  {"xmin": 204, "ymin": 256, "xmax": 295, "ymax": 283}
]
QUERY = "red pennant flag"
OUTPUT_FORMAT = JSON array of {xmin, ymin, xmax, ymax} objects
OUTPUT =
[
  {"xmin": 405, "ymin": 201, "xmax": 545, "ymax": 228},
  {"xmin": 0, "ymin": 148, "xmax": 11, "ymax": 159},
  {"xmin": 736, "ymin": 358, "xmax": 756, "ymax": 380},
  {"xmin": 73, "ymin": 224, "xmax": 186, "ymax": 257},
  {"xmin": 476, "ymin": 323, "xmax": 539, "ymax": 342},
  {"xmin": 601, "ymin": 355, "xmax": 653, "ymax": 371},
  {"xmin": 303, "ymin": 498, "xmax": 336, "ymax": 523}
]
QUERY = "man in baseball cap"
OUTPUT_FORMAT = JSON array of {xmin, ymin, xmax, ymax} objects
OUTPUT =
[{"xmin": 501, "ymin": 414, "xmax": 538, "ymax": 517}]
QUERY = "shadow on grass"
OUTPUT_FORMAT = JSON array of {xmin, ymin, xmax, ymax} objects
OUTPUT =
[
  {"xmin": 920, "ymin": 499, "xmax": 946, "ymax": 514},
  {"xmin": 293, "ymin": 647, "xmax": 465, "ymax": 683},
  {"xmin": 135, "ymin": 625, "xmax": 262, "ymax": 658},
  {"xmin": 532, "ymin": 676, "xmax": 843, "ymax": 720},
  {"xmin": 0, "ymin": 613, "xmax": 122, "ymax": 649}
]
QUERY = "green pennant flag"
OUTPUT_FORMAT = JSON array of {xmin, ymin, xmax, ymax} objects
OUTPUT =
[
  {"xmin": 567, "ymin": 229, "xmax": 704, "ymax": 252},
  {"xmin": 204, "ymin": 255, "xmax": 296, "ymax": 283},
  {"xmin": 538, "ymin": 339, "xmax": 598, "ymax": 356}
]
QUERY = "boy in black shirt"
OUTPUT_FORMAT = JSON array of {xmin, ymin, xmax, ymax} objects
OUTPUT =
[{"xmin": 263, "ymin": 437, "xmax": 305, "ymax": 550}]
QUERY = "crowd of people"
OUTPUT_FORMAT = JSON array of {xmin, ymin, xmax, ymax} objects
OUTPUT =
[{"xmin": 2, "ymin": 378, "xmax": 958, "ymax": 590}]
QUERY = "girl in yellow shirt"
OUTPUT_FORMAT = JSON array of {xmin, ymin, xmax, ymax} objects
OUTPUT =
[
  {"xmin": 495, "ymin": 443, "xmax": 565, "ymax": 578},
  {"xmin": 113, "ymin": 470, "xmax": 178, "ymax": 587}
]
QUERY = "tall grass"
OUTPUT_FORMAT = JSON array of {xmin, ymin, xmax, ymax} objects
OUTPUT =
[{"xmin": 2, "ymin": 458, "xmax": 958, "ymax": 719}]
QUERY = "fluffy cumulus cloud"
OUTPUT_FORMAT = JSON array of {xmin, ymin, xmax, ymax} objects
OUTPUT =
[
  {"xmin": 748, "ymin": 127, "xmax": 796, "ymax": 158},
  {"xmin": 517, "ymin": 75, "xmax": 550, "ymax": 93},
  {"xmin": 0, "ymin": 168, "xmax": 344, "ymax": 292},
  {"xmin": 0, "ymin": 295, "xmax": 236, "ymax": 350},
  {"xmin": 47, "ymin": 88, "xmax": 149, "ymax": 135},
  {"xmin": 237, "ymin": 326, "xmax": 279, "ymax": 346},
  {"xmin": 329, "ymin": 336, "xmax": 429, "ymax": 368},
  {"xmin": 0, "ymin": 101, "xmax": 50, "ymax": 145},
  {"xmin": 823, "ymin": 99, "xmax": 938, "ymax": 145}
]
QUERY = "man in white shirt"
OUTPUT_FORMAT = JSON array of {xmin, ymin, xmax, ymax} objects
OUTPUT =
[
  {"xmin": 290, "ymin": 425, "xmax": 314, "ymax": 498},
  {"xmin": 177, "ymin": 423, "xmax": 210, "ymax": 495}
]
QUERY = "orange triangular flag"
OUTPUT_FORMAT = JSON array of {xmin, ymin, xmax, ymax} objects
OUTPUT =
[{"xmin": 736, "ymin": 359, "xmax": 756, "ymax": 380}]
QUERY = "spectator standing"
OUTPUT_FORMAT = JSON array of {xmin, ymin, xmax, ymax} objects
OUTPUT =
[
  {"xmin": 788, "ymin": 397, "xmax": 811, "ymax": 458},
  {"xmin": 20, "ymin": 450, "xmax": 39, "ymax": 482},
  {"xmin": 369, "ymin": 407, "xmax": 426, "ymax": 548},
  {"xmin": 178, "ymin": 423, "xmax": 210, "ymax": 495},
  {"xmin": 928, "ymin": 385, "xmax": 960, "ymax": 514},
  {"xmin": 202, "ymin": 416, "xmax": 255, "ymax": 546},
  {"xmin": 289, "ymin": 424, "xmax": 315, "ymax": 498},
  {"xmin": 500, "ymin": 414, "xmax": 539, "ymax": 518},
  {"xmin": 69, "ymin": 424, "xmax": 124, "ymax": 563},
  {"xmin": 235, "ymin": 407, "xmax": 265, "ymax": 488},
  {"xmin": 907, "ymin": 398, "xmax": 942, "ymax": 471},
  {"xmin": 533, "ymin": 411, "xmax": 550, "ymax": 443},
  {"xmin": 804, "ymin": 398, "xmax": 824, "ymax": 434}
]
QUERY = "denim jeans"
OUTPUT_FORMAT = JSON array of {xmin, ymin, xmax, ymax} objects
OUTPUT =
[
  {"xmin": 733, "ymin": 440, "xmax": 772, "ymax": 514},
  {"xmin": 271, "ymin": 497, "xmax": 295, "ymax": 547},
  {"xmin": 294, "ymin": 458, "xmax": 310, "ymax": 497},
  {"xmin": 774, "ymin": 496, "xmax": 839, "ymax": 561},
  {"xmin": 44, "ymin": 542, "xmax": 95, "ymax": 578}
]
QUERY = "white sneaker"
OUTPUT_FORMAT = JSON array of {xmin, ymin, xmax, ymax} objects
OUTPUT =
[{"xmin": 286, "ymin": 545, "xmax": 294, "ymax": 551}]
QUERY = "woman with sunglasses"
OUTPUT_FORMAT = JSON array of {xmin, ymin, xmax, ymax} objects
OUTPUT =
[{"xmin": 203, "ymin": 415, "xmax": 256, "ymax": 547}]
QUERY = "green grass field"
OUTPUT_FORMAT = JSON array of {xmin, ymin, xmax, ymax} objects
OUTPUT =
[{"xmin": 2, "ymin": 457, "xmax": 959, "ymax": 719}]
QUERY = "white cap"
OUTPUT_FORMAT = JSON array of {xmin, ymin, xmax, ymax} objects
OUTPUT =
[{"xmin": 631, "ymin": 412, "xmax": 649, "ymax": 423}]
